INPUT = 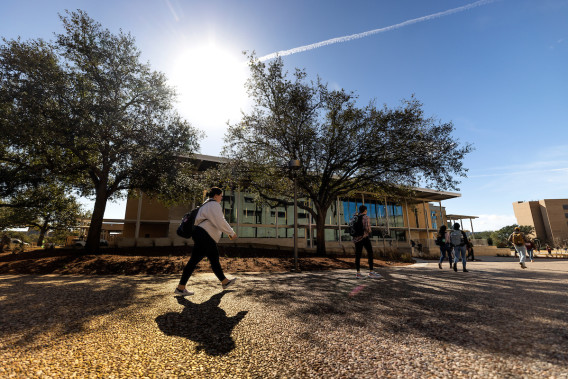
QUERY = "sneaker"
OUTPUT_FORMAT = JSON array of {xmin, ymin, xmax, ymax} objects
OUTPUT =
[
  {"xmin": 521, "ymin": 263, "xmax": 527, "ymax": 269},
  {"xmin": 222, "ymin": 278, "xmax": 237, "ymax": 289},
  {"xmin": 174, "ymin": 288, "xmax": 194, "ymax": 297},
  {"xmin": 453, "ymin": 264, "xmax": 458, "ymax": 272},
  {"xmin": 438, "ymin": 263, "xmax": 442, "ymax": 269},
  {"xmin": 368, "ymin": 271, "xmax": 383, "ymax": 279},
  {"xmin": 356, "ymin": 272, "xmax": 363, "ymax": 279}
]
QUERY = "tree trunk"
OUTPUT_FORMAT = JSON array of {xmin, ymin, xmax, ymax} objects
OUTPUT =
[
  {"xmin": 36, "ymin": 222, "xmax": 49, "ymax": 246},
  {"xmin": 86, "ymin": 185, "xmax": 108, "ymax": 253},
  {"xmin": 315, "ymin": 210, "xmax": 327, "ymax": 256}
]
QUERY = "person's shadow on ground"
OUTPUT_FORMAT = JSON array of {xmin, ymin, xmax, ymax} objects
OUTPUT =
[{"xmin": 155, "ymin": 291, "xmax": 247, "ymax": 356}]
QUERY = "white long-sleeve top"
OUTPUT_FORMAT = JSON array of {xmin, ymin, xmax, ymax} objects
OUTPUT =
[{"xmin": 194, "ymin": 200, "xmax": 235, "ymax": 243}]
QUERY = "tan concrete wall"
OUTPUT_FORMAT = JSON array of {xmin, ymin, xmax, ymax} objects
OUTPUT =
[
  {"xmin": 541, "ymin": 199, "xmax": 568, "ymax": 244},
  {"xmin": 124, "ymin": 193, "xmax": 170, "ymax": 221},
  {"xmin": 513, "ymin": 199, "xmax": 568, "ymax": 245},
  {"xmin": 513, "ymin": 201, "xmax": 537, "ymax": 233}
]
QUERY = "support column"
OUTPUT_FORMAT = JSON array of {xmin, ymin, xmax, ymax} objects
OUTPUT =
[
  {"xmin": 337, "ymin": 197, "xmax": 342, "ymax": 246},
  {"xmin": 438, "ymin": 201, "xmax": 444, "ymax": 228},
  {"xmin": 404, "ymin": 200, "xmax": 411, "ymax": 245},
  {"xmin": 236, "ymin": 190, "xmax": 241, "ymax": 236},
  {"xmin": 135, "ymin": 190, "xmax": 142, "ymax": 239},
  {"xmin": 384, "ymin": 196, "xmax": 390, "ymax": 234},
  {"xmin": 423, "ymin": 201, "xmax": 430, "ymax": 249}
]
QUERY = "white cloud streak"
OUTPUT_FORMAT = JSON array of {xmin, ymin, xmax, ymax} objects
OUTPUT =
[{"xmin": 259, "ymin": 0, "xmax": 500, "ymax": 61}]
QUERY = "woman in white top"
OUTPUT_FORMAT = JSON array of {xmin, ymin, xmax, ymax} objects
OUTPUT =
[{"xmin": 174, "ymin": 187, "xmax": 238, "ymax": 296}]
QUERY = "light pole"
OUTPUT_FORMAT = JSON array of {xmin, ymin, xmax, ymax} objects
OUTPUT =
[{"xmin": 289, "ymin": 159, "xmax": 301, "ymax": 272}]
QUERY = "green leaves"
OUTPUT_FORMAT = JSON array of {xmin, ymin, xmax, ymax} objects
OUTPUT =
[
  {"xmin": 225, "ymin": 54, "xmax": 472, "ymax": 254},
  {"xmin": 1, "ymin": 10, "xmax": 201, "ymax": 250}
]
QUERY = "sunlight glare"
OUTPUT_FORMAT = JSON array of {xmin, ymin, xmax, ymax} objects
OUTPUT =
[{"xmin": 170, "ymin": 44, "xmax": 249, "ymax": 133}]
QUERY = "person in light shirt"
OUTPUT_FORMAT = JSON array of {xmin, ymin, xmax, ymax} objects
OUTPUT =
[{"xmin": 174, "ymin": 187, "xmax": 238, "ymax": 296}]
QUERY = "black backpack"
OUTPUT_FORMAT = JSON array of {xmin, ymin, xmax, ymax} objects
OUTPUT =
[
  {"xmin": 176, "ymin": 201, "xmax": 208, "ymax": 239},
  {"xmin": 348, "ymin": 214, "xmax": 364, "ymax": 237}
]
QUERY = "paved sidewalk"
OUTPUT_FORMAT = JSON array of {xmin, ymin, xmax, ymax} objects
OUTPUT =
[{"xmin": 1, "ymin": 258, "xmax": 567, "ymax": 378}]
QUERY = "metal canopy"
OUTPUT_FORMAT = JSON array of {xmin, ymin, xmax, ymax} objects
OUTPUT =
[
  {"xmin": 446, "ymin": 214, "xmax": 479, "ymax": 220},
  {"xmin": 410, "ymin": 187, "xmax": 461, "ymax": 202}
]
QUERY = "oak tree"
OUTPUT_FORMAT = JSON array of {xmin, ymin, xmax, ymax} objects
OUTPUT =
[
  {"xmin": 0, "ymin": 10, "xmax": 201, "ymax": 251},
  {"xmin": 224, "ymin": 55, "xmax": 472, "ymax": 255}
]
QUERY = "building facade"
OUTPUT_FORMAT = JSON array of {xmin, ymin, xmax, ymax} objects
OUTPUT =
[
  {"xmin": 513, "ymin": 199, "xmax": 568, "ymax": 246},
  {"xmin": 120, "ymin": 155, "xmax": 464, "ymax": 252}
]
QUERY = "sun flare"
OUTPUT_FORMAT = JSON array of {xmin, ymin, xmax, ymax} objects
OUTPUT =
[{"xmin": 169, "ymin": 44, "xmax": 249, "ymax": 130}]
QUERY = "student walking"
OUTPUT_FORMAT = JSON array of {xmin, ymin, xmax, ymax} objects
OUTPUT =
[
  {"xmin": 525, "ymin": 239, "xmax": 535, "ymax": 262},
  {"xmin": 174, "ymin": 187, "xmax": 238, "ymax": 296},
  {"xmin": 352, "ymin": 205, "xmax": 382, "ymax": 279},
  {"xmin": 450, "ymin": 223, "xmax": 469, "ymax": 272},
  {"xmin": 436, "ymin": 225, "xmax": 453, "ymax": 269},
  {"xmin": 508, "ymin": 227, "xmax": 527, "ymax": 269}
]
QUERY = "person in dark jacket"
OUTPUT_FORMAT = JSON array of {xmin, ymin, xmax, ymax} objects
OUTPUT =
[{"xmin": 353, "ymin": 205, "xmax": 382, "ymax": 279}]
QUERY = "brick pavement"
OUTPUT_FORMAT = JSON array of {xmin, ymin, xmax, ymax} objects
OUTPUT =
[{"xmin": 1, "ymin": 257, "xmax": 567, "ymax": 377}]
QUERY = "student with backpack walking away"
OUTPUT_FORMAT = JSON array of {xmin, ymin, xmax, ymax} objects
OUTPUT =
[
  {"xmin": 525, "ymin": 238, "xmax": 535, "ymax": 263},
  {"xmin": 174, "ymin": 187, "xmax": 238, "ymax": 296},
  {"xmin": 508, "ymin": 227, "xmax": 528, "ymax": 269},
  {"xmin": 436, "ymin": 225, "xmax": 453, "ymax": 269},
  {"xmin": 450, "ymin": 223, "xmax": 469, "ymax": 272},
  {"xmin": 351, "ymin": 205, "xmax": 382, "ymax": 279}
]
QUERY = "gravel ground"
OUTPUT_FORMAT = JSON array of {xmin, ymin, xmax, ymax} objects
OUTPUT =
[{"xmin": 1, "ymin": 257, "xmax": 567, "ymax": 378}]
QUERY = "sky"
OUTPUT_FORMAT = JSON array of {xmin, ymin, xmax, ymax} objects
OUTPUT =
[{"xmin": 1, "ymin": 0, "xmax": 567, "ymax": 231}]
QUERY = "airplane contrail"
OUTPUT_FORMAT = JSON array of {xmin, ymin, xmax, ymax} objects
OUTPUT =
[{"xmin": 259, "ymin": 0, "xmax": 500, "ymax": 61}]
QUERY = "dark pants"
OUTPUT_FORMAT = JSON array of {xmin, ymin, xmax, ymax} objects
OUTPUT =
[
  {"xmin": 439, "ymin": 243, "xmax": 453, "ymax": 265},
  {"xmin": 355, "ymin": 237, "xmax": 374, "ymax": 272},
  {"xmin": 467, "ymin": 248, "xmax": 475, "ymax": 261},
  {"xmin": 179, "ymin": 226, "xmax": 226, "ymax": 286}
]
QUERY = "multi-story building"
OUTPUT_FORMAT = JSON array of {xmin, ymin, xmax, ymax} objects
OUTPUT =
[
  {"xmin": 120, "ymin": 154, "xmax": 470, "ymax": 253},
  {"xmin": 513, "ymin": 199, "xmax": 568, "ymax": 246}
]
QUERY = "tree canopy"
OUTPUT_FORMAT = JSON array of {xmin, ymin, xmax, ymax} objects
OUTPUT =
[
  {"xmin": 224, "ymin": 55, "xmax": 473, "ymax": 255},
  {"xmin": 491, "ymin": 224, "xmax": 535, "ymax": 248},
  {"xmin": 0, "ymin": 10, "xmax": 201, "ymax": 251},
  {"xmin": 0, "ymin": 183, "xmax": 86, "ymax": 246}
]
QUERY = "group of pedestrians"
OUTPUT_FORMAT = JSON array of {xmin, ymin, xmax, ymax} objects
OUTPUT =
[
  {"xmin": 436, "ymin": 224, "xmax": 540, "ymax": 271},
  {"xmin": 436, "ymin": 223, "xmax": 471, "ymax": 272},
  {"xmin": 173, "ymin": 187, "xmax": 539, "ymax": 296},
  {"xmin": 175, "ymin": 193, "xmax": 386, "ymax": 297}
]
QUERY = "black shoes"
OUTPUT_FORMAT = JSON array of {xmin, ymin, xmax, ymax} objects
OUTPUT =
[
  {"xmin": 453, "ymin": 264, "xmax": 458, "ymax": 272},
  {"xmin": 463, "ymin": 269, "xmax": 469, "ymax": 272}
]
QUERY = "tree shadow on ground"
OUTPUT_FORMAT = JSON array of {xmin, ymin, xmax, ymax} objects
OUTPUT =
[
  {"xmin": 234, "ymin": 265, "xmax": 568, "ymax": 366},
  {"xmin": 0, "ymin": 275, "xmax": 172, "ymax": 349},
  {"xmin": 155, "ymin": 291, "xmax": 247, "ymax": 356}
]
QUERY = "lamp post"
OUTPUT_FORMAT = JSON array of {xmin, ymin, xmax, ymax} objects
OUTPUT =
[{"xmin": 288, "ymin": 159, "xmax": 301, "ymax": 272}]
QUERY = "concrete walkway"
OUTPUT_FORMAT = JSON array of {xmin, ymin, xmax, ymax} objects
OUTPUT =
[{"xmin": 1, "ymin": 257, "xmax": 567, "ymax": 378}]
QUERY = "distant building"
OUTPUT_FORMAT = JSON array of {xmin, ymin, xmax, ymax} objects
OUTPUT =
[
  {"xmin": 120, "ymin": 154, "xmax": 472, "ymax": 252},
  {"xmin": 513, "ymin": 199, "xmax": 568, "ymax": 245}
]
